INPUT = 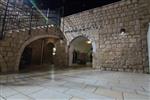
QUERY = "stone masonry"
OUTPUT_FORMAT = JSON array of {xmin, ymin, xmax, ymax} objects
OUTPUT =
[
  {"xmin": 0, "ymin": 0, "xmax": 150, "ymax": 73},
  {"xmin": 62, "ymin": 0, "xmax": 150, "ymax": 73},
  {"xmin": 0, "ymin": 27, "xmax": 65, "ymax": 73}
]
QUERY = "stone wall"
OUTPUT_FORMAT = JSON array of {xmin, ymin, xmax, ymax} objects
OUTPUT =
[
  {"xmin": 63, "ymin": 0, "xmax": 150, "ymax": 73},
  {"xmin": 54, "ymin": 41, "xmax": 68, "ymax": 69},
  {"xmin": 29, "ymin": 39, "xmax": 43, "ymax": 65},
  {"xmin": 0, "ymin": 27, "xmax": 65, "ymax": 73}
]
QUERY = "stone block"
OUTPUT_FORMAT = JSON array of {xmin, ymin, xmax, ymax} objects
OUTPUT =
[{"xmin": 1, "ymin": 42, "xmax": 10, "ymax": 47}]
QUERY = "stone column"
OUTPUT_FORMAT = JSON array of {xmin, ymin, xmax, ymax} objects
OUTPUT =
[{"xmin": 69, "ymin": 46, "xmax": 74, "ymax": 66}]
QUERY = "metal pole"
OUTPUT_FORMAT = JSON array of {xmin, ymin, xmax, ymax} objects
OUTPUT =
[
  {"xmin": 46, "ymin": 8, "xmax": 49, "ymax": 32},
  {"xmin": 0, "ymin": 0, "xmax": 9, "ymax": 40},
  {"xmin": 62, "ymin": 6, "xmax": 64, "ymax": 33},
  {"xmin": 29, "ymin": 6, "xmax": 33, "ymax": 35}
]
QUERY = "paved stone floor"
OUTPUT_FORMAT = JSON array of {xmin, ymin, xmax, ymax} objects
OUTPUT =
[{"xmin": 0, "ymin": 68, "xmax": 150, "ymax": 100}]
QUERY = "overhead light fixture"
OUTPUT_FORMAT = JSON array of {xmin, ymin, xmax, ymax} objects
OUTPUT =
[{"xmin": 86, "ymin": 40, "xmax": 92, "ymax": 44}]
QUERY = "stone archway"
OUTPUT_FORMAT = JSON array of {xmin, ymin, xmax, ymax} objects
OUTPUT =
[
  {"xmin": 68, "ymin": 35, "xmax": 96, "ymax": 68},
  {"xmin": 15, "ymin": 35, "xmax": 59, "ymax": 71}
]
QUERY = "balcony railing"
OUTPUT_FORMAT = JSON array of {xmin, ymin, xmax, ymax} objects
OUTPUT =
[{"xmin": 0, "ymin": 0, "xmax": 61, "ymax": 39}]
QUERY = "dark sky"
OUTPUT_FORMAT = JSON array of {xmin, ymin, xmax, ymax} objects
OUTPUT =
[{"xmin": 26, "ymin": 0, "xmax": 120, "ymax": 16}]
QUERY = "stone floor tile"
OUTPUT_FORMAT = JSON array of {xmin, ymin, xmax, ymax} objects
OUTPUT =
[
  {"xmin": 142, "ymin": 86, "xmax": 150, "ymax": 92},
  {"xmin": 123, "ymin": 92, "xmax": 150, "ymax": 100},
  {"xmin": 10, "ymin": 86, "xmax": 44, "ymax": 95},
  {"xmin": 0, "ymin": 86, "xmax": 19, "ymax": 98},
  {"xmin": 65, "ymin": 89, "xmax": 115, "ymax": 100},
  {"xmin": 94, "ymin": 87, "xmax": 123, "ymax": 100},
  {"xmin": 62, "ymin": 81, "xmax": 86, "ymax": 89},
  {"xmin": 70, "ymin": 97, "xmax": 85, "ymax": 100},
  {"xmin": 0, "ymin": 69, "xmax": 149, "ymax": 100},
  {"xmin": 45, "ymin": 86, "xmax": 69, "ymax": 93},
  {"xmin": 6, "ymin": 93, "xmax": 34, "ymax": 100},
  {"xmin": 136, "ymin": 90, "xmax": 150, "ymax": 97},
  {"xmin": 83, "ymin": 84, "xmax": 97, "ymax": 93},
  {"xmin": 111, "ymin": 86, "xmax": 136, "ymax": 93},
  {"xmin": 39, "ymin": 80, "xmax": 67, "ymax": 87},
  {"xmin": 0, "ymin": 96, "xmax": 5, "ymax": 100},
  {"xmin": 28, "ymin": 88, "xmax": 71, "ymax": 100}
]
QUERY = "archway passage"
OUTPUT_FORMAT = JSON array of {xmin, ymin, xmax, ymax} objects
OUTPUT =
[
  {"xmin": 43, "ymin": 43, "xmax": 55, "ymax": 64},
  {"xmin": 69, "ymin": 36, "xmax": 93, "ymax": 68},
  {"xmin": 19, "ymin": 38, "xmax": 55, "ymax": 72}
]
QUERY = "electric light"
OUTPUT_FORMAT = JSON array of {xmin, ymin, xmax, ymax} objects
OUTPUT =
[
  {"xmin": 86, "ymin": 40, "xmax": 92, "ymax": 44},
  {"xmin": 52, "ymin": 52, "xmax": 56, "ymax": 55},
  {"xmin": 120, "ymin": 28, "xmax": 126, "ymax": 36},
  {"xmin": 120, "ymin": 31, "xmax": 125, "ymax": 36},
  {"xmin": 50, "ymin": 24, "xmax": 54, "ymax": 27},
  {"xmin": 53, "ymin": 47, "xmax": 56, "ymax": 52}
]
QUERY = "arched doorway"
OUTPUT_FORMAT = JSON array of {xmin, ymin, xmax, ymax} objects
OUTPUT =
[
  {"xmin": 19, "ymin": 38, "xmax": 55, "ymax": 71},
  {"xmin": 69, "ymin": 36, "xmax": 93, "ymax": 68}
]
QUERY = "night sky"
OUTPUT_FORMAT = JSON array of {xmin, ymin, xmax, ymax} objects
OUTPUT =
[{"xmin": 25, "ymin": 0, "xmax": 121, "ymax": 16}]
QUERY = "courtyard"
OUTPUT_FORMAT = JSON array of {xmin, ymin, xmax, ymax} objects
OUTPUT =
[
  {"xmin": 0, "ymin": 68, "xmax": 149, "ymax": 100},
  {"xmin": 0, "ymin": 0, "xmax": 150, "ymax": 100}
]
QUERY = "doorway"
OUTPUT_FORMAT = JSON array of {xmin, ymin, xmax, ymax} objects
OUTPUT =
[
  {"xmin": 19, "ymin": 38, "xmax": 55, "ymax": 72},
  {"xmin": 19, "ymin": 47, "xmax": 32, "ymax": 70},
  {"xmin": 69, "ymin": 36, "xmax": 93, "ymax": 68}
]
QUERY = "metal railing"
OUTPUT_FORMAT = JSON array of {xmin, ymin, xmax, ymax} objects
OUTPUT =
[{"xmin": 0, "ymin": 0, "xmax": 61, "ymax": 39}]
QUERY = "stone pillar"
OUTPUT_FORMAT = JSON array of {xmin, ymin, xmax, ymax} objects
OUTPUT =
[
  {"xmin": 0, "ymin": 55, "xmax": 7, "ymax": 73},
  {"xmin": 54, "ymin": 40, "xmax": 68, "ymax": 69},
  {"xmin": 147, "ymin": 23, "xmax": 150, "ymax": 73},
  {"xmin": 68, "ymin": 46, "xmax": 74, "ymax": 66}
]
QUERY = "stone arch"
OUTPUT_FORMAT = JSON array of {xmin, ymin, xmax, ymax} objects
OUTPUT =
[
  {"xmin": 69, "ymin": 35, "xmax": 96, "ymax": 53},
  {"xmin": 68, "ymin": 35, "xmax": 96, "ymax": 67},
  {"xmin": 15, "ymin": 34, "xmax": 59, "ymax": 71}
]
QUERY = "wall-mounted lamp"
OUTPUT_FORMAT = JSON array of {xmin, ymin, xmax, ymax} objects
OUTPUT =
[
  {"xmin": 52, "ymin": 47, "xmax": 56, "ymax": 55},
  {"xmin": 52, "ymin": 53, "xmax": 56, "ymax": 56},
  {"xmin": 53, "ymin": 47, "xmax": 56, "ymax": 52},
  {"xmin": 120, "ymin": 28, "xmax": 126, "ymax": 36}
]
